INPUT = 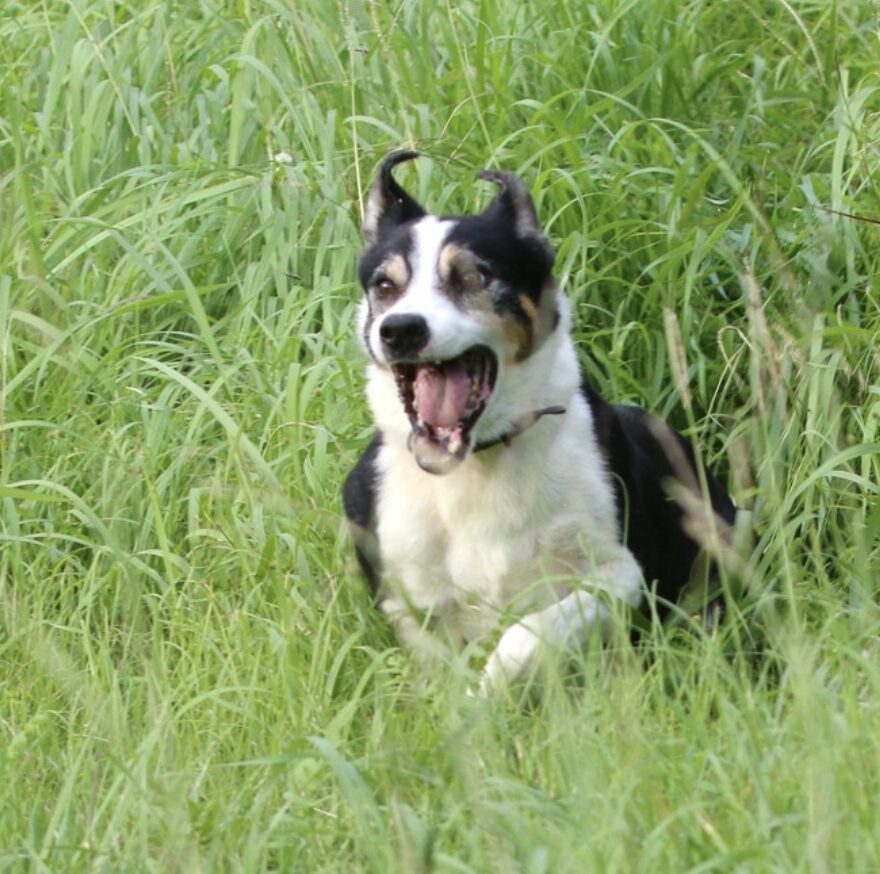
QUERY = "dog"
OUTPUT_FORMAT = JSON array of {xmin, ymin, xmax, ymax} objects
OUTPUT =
[{"xmin": 343, "ymin": 152, "xmax": 737, "ymax": 692}]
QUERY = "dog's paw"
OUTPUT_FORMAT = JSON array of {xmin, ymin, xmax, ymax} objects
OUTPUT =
[{"xmin": 479, "ymin": 620, "xmax": 542, "ymax": 694}]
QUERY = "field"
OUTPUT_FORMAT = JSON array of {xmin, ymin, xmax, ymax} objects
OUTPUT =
[{"xmin": 2, "ymin": 0, "xmax": 879, "ymax": 870}]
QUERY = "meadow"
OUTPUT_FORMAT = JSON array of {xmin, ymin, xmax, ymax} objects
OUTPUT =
[{"xmin": 2, "ymin": 0, "xmax": 879, "ymax": 870}]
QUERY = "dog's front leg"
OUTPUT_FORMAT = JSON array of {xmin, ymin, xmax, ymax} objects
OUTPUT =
[
  {"xmin": 480, "ymin": 551, "xmax": 643, "ymax": 693},
  {"xmin": 380, "ymin": 596, "xmax": 448, "ymax": 668}
]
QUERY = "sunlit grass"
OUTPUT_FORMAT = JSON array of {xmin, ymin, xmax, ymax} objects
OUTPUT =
[{"xmin": 1, "ymin": 0, "xmax": 879, "ymax": 870}]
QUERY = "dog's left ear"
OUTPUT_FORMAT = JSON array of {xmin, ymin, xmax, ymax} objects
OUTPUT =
[
  {"xmin": 362, "ymin": 151, "xmax": 426, "ymax": 247},
  {"xmin": 478, "ymin": 170, "xmax": 555, "ymax": 266},
  {"xmin": 477, "ymin": 170, "xmax": 544, "ymax": 237}
]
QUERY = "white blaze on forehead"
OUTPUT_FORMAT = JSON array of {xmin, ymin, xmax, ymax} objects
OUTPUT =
[{"xmin": 407, "ymin": 216, "xmax": 453, "ymax": 297}]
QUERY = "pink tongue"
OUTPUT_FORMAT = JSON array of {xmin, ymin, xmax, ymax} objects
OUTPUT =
[{"xmin": 414, "ymin": 364, "xmax": 471, "ymax": 428}]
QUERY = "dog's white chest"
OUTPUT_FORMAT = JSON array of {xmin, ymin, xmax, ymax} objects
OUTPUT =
[{"xmin": 375, "ymin": 402, "xmax": 619, "ymax": 641}]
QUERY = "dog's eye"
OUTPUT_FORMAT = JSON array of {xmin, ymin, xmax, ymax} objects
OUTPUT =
[
  {"xmin": 374, "ymin": 278, "xmax": 397, "ymax": 296},
  {"xmin": 458, "ymin": 268, "xmax": 491, "ymax": 291}
]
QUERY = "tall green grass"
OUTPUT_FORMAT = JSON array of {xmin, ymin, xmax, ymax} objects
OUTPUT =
[{"xmin": 2, "ymin": 0, "xmax": 878, "ymax": 870}]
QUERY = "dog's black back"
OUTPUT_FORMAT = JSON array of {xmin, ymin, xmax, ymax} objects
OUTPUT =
[{"xmin": 584, "ymin": 381, "xmax": 736, "ymax": 611}]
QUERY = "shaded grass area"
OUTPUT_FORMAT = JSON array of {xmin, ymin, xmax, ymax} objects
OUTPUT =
[{"xmin": 2, "ymin": 0, "xmax": 879, "ymax": 869}]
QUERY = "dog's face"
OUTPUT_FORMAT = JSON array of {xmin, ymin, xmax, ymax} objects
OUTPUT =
[{"xmin": 358, "ymin": 152, "xmax": 559, "ymax": 474}]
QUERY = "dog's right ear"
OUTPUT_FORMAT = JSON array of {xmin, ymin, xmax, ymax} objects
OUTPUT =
[{"xmin": 362, "ymin": 151, "xmax": 426, "ymax": 247}]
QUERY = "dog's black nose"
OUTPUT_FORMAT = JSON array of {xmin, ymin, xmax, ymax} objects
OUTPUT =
[{"xmin": 379, "ymin": 313, "xmax": 430, "ymax": 359}]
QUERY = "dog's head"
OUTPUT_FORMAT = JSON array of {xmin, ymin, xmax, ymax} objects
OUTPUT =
[{"xmin": 358, "ymin": 152, "xmax": 559, "ymax": 474}]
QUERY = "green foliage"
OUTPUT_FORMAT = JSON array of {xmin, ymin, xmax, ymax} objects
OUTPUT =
[{"xmin": 1, "ymin": 0, "xmax": 878, "ymax": 870}]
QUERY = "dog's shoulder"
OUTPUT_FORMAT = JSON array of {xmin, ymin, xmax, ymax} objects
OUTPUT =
[{"xmin": 343, "ymin": 432, "xmax": 383, "ymax": 595}]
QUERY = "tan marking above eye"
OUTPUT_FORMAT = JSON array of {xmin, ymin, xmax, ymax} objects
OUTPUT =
[
  {"xmin": 439, "ymin": 243, "xmax": 492, "ymax": 294},
  {"xmin": 371, "ymin": 253, "xmax": 409, "ymax": 296},
  {"xmin": 438, "ymin": 243, "xmax": 474, "ymax": 280}
]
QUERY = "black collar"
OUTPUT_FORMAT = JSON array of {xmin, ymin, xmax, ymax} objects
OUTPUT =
[{"xmin": 473, "ymin": 406, "xmax": 566, "ymax": 453}]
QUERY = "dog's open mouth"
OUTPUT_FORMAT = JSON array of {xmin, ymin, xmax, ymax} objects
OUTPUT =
[{"xmin": 392, "ymin": 345, "xmax": 498, "ymax": 474}]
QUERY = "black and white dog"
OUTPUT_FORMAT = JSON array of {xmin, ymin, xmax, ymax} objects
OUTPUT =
[{"xmin": 344, "ymin": 152, "xmax": 736, "ymax": 691}]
